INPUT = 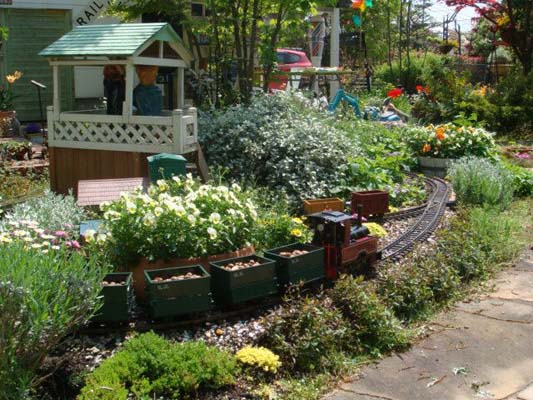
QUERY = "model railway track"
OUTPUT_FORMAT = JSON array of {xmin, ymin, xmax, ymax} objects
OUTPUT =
[{"xmin": 380, "ymin": 177, "xmax": 451, "ymax": 261}]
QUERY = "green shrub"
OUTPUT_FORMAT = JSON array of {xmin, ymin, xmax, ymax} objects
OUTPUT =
[
  {"xmin": 448, "ymin": 157, "xmax": 514, "ymax": 210},
  {"xmin": 329, "ymin": 276, "xmax": 408, "ymax": 355},
  {"xmin": 376, "ymin": 263, "xmax": 436, "ymax": 322},
  {"xmin": 1, "ymin": 190, "xmax": 85, "ymax": 234},
  {"xmin": 199, "ymin": 92, "xmax": 359, "ymax": 208},
  {"xmin": 501, "ymin": 160, "xmax": 533, "ymax": 197},
  {"xmin": 0, "ymin": 244, "xmax": 106, "ymax": 400},
  {"xmin": 261, "ymin": 294, "xmax": 354, "ymax": 373},
  {"xmin": 79, "ymin": 332, "xmax": 237, "ymax": 400},
  {"xmin": 437, "ymin": 206, "xmax": 528, "ymax": 282}
]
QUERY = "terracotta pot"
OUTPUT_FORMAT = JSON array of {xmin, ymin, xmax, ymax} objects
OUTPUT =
[{"xmin": 127, "ymin": 246, "xmax": 255, "ymax": 301}]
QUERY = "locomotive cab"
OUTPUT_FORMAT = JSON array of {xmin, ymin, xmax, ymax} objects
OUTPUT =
[{"xmin": 308, "ymin": 210, "xmax": 379, "ymax": 279}]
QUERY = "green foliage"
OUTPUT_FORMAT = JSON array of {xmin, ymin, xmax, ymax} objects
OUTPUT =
[
  {"xmin": 199, "ymin": 93, "xmax": 358, "ymax": 208},
  {"xmin": 437, "ymin": 205, "xmax": 529, "ymax": 282},
  {"xmin": 79, "ymin": 332, "xmax": 237, "ymax": 400},
  {"xmin": 329, "ymin": 276, "xmax": 408, "ymax": 355},
  {"xmin": 448, "ymin": 157, "xmax": 515, "ymax": 210},
  {"xmin": 252, "ymin": 192, "xmax": 312, "ymax": 251},
  {"xmin": 373, "ymin": 52, "xmax": 445, "ymax": 92},
  {"xmin": 1, "ymin": 190, "xmax": 85, "ymax": 233},
  {"xmin": 0, "ymin": 244, "xmax": 107, "ymax": 400},
  {"xmin": 488, "ymin": 71, "xmax": 533, "ymax": 135},
  {"xmin": 0, "ymin": 168, "xmax": 48, "ymax": 204},
  {"xmin": 261, "ymin": 294, "xmax": 354, "ymax": 373},
  {"xmin": 501, "ymin": 161, "xmax": 533, "ymax": 197}
]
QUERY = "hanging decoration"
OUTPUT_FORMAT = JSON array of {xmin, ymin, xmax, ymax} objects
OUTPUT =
[{"xmin": 352, "ymin": 14, "xmax": 362, "ymax": 27}]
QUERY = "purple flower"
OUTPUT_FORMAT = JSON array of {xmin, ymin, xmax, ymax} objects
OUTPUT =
[
  {"xmin": 515, "ymin": 152, "xmax": 531, "ymax": 160},
  {"xmin": 66, "ymin": 240, "xmax": 81, "ymax": 250},
  {"xmin": 54, "ymin": 231, "xmax": 67, "ymax": 238}
]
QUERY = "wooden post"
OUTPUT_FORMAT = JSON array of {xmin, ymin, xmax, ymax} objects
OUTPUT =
[
  {"xmin": 177, "ymin": 68, "xmax": 185, "ymax": 110},
  {"xmin": 53, "ymin": 65, "xmax": 60, "ymax": 118},
  {"xmin": 123, "ymin": 63, "xmax": 135, "ymax": 122},
  {"xmin": 172, "ymin": 109, "xmax": 183, "ymax": 154}
]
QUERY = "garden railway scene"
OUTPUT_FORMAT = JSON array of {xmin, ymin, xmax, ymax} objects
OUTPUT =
[{"xmin": 0, "ymin": 0, "xmax": 531, "ymax": 399}]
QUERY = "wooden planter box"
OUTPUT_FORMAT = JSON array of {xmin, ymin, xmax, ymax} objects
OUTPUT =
[
  {"xmin": 92, "ymin": 272, "xmax": 133, "ymax": 323},
  {"xmin": 265, "ymin": 243, "xmax": 326, "ymax": 286},
  {"xmin": 144, "ymin": 265, "xmax": 211, "ymax": 319},
  {"xmin": 209, "ymin": 255, "xmax": 278, "ymax": 305},
  {"xmin": 303, "ymin": 198, "xmax": 344, "ymax": 215},
  {"xmin": 351, "ymin": 190, "xmax": 389, "ymax": 217}
]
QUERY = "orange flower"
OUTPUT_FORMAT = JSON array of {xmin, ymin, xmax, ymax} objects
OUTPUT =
[
  {"xmin": 436, "ymin": 126, "xmax": 446, "ymax": 141},
  {"xmin": 5, "ymin": 70, "xmax": 22, "ymax": 84},
  {"xmin": 422, "ymin": 143, "xmax": 431, "ymax": 153}
]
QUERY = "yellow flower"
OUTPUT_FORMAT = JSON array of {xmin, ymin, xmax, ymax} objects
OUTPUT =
[
  {"xmin": 5, "ymin": 70, "xmax": 22, "ymax": 84},
  {"xmin": 291, "ymin": 228, "xmax": 303, "ymax": 238},
  {"xmin": 292, "ymin": 217, "xmax": 304, "ymax": 224},
  {"xmin": 236, "ymin": 346, "xmax": 281, "ymax": 373}
]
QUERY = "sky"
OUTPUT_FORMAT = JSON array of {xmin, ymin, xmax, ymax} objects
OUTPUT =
[{"xmin": 427, "ymin": 1, "xmax": 478, "ymax": 33}]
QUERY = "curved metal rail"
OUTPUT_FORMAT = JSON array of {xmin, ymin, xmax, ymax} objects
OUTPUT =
[{"xmin": 380, "ymin": 177, "xmax": 451, "ymax": 261}]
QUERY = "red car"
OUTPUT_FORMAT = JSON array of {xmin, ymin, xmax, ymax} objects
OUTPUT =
[{"xmin": 269, "ymin": 48, "xmax": 313, "ymax": 91}]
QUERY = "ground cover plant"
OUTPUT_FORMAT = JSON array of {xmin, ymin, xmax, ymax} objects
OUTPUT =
[
  {"xmin": 78, "ymin": 332, "xmax": 238, "ymax": 400},
  {"xmin": 1, "ymin": 190, "xmax": 85, "ymax": 234},
  {"xmin": 0, "ymin": 167, "xmax": 48, "ymax": 204},
  {"xmin": 0, "ymin": 244, "xmax": 107, "ymax": 400}
]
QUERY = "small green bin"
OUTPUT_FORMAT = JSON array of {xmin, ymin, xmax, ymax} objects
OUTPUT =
[
  {"xmin": 145, "ymin": 265, "xmax": 212, "ymax": 318},
  {"xmin": 209, "ymin": 255, "xmax": 278, "ymax": 305},
  {"xmin": 265, "ymin": 243, "xmax": 326, "ymax": 286},
  {"xmin": 147, "ymin": 153, "xmax": 187, "ymax": 182},
  {"xmin": 92, "ymin": 272, "xmax": 133, "ymax": 322}
]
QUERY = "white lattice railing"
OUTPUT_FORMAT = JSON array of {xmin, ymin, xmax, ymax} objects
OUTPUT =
[{"xmin": 47, "ymin": 107, "xmax": 198, "ymax": 154}]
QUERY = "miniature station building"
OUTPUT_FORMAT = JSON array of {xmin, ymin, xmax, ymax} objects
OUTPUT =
[{"xmin": 39, "ymin": 22, "xmax": 208, "ymax": 195}]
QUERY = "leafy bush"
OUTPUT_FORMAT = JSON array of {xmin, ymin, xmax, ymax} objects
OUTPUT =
[
  {"xmin": 406, "ymin": 124, "xmax": 496, "ymax": 159},
  {"xmin": 235, "ymin": 346, "xmax": 281, "ymax": 374},
  {"xmin": 448, "ymin": 157, "xmax": 514, "ymax": 210},
  {"xmin": 0, "ymin": 244, "xmax": 106, "ymax": 400},
  {"xmin": 199, "ymin": 93, "xmax": 359, "ymax": 208},
  {"xmin": 261, "ymin": 294, "xmax": 354, "ymax": 373},
  {"xmin": 488, "ymin": 71, "xmax": 533, "ymax": 135},
  {"xmin": 437, "ymin": 206, "xmax": 528, "ymax": 282},
  {"xmin": 252, "ymin": 192, "xmax": 313, "ymax": 251},
  {"xmin": 0, "ymin": 168, "xmax": 48, "ymax": 204},
  {"xmin": 79, "ymin": 332, "xmax": 237, "ymax": 400},
  {"xmin": 101, "ymin": 176, "xmax": 257, "ymax": 263},
  {"xmin": 501, "ymin": 161, "xmax": 533, "ymax": 197},
  {"xmin": 1, "ymin": 190, "xmax": 85, "ymax": 234},
  {"xmin": 329, "ymin": 276, "xmax": 408, "ymax": 355}
]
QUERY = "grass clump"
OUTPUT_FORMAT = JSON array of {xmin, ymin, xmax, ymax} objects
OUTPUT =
[
  {"xmin": 448, "ymin": 157, "xmax": 514, "ymax": 210},
  {"xmin": 78, "ymin": 332, "xmax": 238, "ymax": 400}
]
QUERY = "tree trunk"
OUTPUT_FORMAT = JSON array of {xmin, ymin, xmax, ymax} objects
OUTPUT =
[{"xmin": 262, "ymin": 2, "xmax": 285, "ymax": 92}]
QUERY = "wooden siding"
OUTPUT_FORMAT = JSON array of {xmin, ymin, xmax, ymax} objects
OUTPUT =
[
  {"xmin": 49, "ymin": 147, "xmax": 150, "ymax": 195},
  {"xmin": 0, "ymin": 8, "xmax": 73, "ymax": 121}
]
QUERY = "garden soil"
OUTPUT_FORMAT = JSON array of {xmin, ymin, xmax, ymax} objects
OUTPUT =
[{"xmin": 324, "ymin": 247, "xmax": 533, "ymax": 400}]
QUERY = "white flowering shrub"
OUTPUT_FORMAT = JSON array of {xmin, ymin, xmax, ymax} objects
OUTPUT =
[
  {"xmin": 199, "ymin": 93, "xmax": 361, "ymax": 207},
  {"xmin": 101, "ymin": 175, "xmax": 258, "ymax": 263},
  {"xmin": 0, "ymin": 190, "xmax": 86, "ymax": 234}
]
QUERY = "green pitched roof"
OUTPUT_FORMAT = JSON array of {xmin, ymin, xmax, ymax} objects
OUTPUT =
[{"xmin": 39, "ymin": 23, "xmax": 190, "ymax": 59}]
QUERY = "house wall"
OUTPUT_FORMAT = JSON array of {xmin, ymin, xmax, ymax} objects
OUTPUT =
[{"xmin": 0, "ymin": 1, "xmax": 120, "ymax": 120}]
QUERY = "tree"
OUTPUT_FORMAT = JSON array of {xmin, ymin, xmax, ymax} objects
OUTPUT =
[{"xmin": 446, "ymin": 0, "xmax": 533, "ymax": 75}]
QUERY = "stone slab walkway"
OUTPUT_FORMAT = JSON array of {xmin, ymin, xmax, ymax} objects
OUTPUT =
[{"xmin": 324, "ymin": 248, "xmax": 533, "ymax": 400}]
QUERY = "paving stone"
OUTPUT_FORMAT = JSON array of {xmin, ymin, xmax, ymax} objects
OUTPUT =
[{"xmin": 517, "ymin": 384, "xmax": 533, "ymax": 400}]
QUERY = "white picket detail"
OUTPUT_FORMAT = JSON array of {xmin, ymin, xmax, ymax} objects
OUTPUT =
[{"xmin": 47, "ymin": 106, "xmax": 198, "ymax": 154}]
